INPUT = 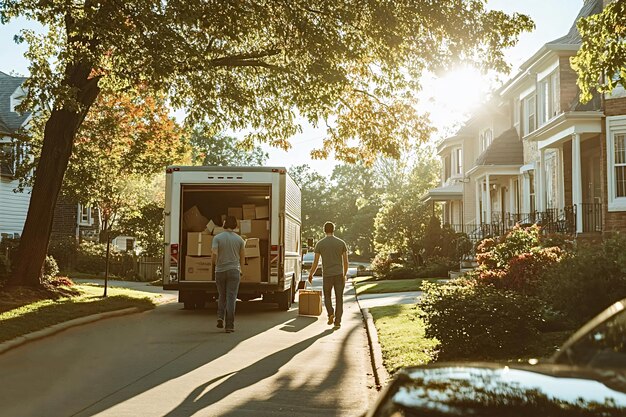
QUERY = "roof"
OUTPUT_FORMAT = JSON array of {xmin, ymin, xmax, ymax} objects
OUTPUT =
[
  {"xmin": 545, "ymin": 0, "xmax": 603, "ymax": 47},
  {"xmin": 0, "ymin": 71, "xmax": 29, "ymax": 134},
  {"xmin": 422, "ymin": 183, "xmax": 463, "ymax": 202},
  {"xmin": 475, "ymin": 128, "xmax": 523, "ymax": 166}
]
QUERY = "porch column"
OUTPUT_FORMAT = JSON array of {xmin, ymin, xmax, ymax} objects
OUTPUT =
[
  {"xmin": 475, "ymin": 178, "xmax": 481, "ymax": 223},
  {"xmin": 572, "ymin": 133, "xmax": 583, "ymax": 233},
  {"xmin": 508, "ymin": 177, "xmax": 515, "ymax": 219},
  {"xmin": 486, "ymin": 174, "xmax": 492, "ymax": 223},
  {"xmin": 538, "ymin": 149, "xmax": 546, "ymax": 211}
]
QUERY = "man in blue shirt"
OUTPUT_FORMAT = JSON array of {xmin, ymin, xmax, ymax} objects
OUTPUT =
[{"xmin": 212, "ymin": 215, "xmax": 245, "ymax": 333}]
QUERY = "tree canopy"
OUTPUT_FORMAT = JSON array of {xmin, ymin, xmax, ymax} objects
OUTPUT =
[
  {"xmin": 571, "ymin": 0, "xmax": 626, "ymax": 103},
  {"xmin": 190, "ymin": 127, "xmax": 268, "ymax": 167},
  {"xmin": 1, "ymin": 0, "xmax": 533, "ymax": 285}
]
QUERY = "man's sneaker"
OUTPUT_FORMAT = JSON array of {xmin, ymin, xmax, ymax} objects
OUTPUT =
[
  {"xmin": 333, "ymin": 322, "xmax": 341, "ymax": 329},
  {"xmin": 217, "ymin": 319, "xmax": 224, "ymax": 329},
  {"xmin": 225, "ymin": 328, "xmax": 235, "ymax": 333},
  {"xmin": 327, "ymin": 314, "xmax": 335, "ymax": 325}
]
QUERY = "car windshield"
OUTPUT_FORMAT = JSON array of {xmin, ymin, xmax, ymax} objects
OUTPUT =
[{"xmin": 558, "ymin": 309, "xmax": 626, "ymax": 369}]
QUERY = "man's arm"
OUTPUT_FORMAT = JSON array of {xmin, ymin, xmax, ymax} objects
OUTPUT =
[
  {"xmin": 308, "ymin": 253, "xmax": 321, "ymax": 283},
  {"xmin": 212, "ymin": 247, "xmax": 218, "ymax": 266},
  {"xmin": 239, "ymin": 243, "xmax": 246, "ymax": 275},
  {"xmin": 342, "ymin": 251, "xmax": 349, "ymax": 280}
]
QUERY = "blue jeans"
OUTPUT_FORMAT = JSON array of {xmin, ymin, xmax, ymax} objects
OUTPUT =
[
  {"xmin": 216, "ymin": 269, "xmax": 240, "ymax": 329},
  {"xmin": 323, "ymin": 274, "xmax": 345, "ymax": 324}
]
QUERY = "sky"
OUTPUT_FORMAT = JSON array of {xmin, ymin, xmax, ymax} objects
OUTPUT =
[{"xmin": 0, "ymin": 1, "xmax": 584, "ymax": 174}]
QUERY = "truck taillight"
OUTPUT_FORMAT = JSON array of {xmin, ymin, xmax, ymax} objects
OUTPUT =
[
  {"xmin": 271, "ymin": 245, "xmax": 278, "ymax": 252},
  {"xmin": 170, "ymin": 244, "xmax": 179, "ymax": 265}
]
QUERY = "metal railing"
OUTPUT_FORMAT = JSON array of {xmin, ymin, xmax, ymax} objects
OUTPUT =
[{"xmin": 580, "ymin": 203, "xmax": 603, "ymax": 233}]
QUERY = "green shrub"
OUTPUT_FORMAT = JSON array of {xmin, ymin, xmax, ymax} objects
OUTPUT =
[
  {"xmin": 371, "ymin": 254, "xmax": 393, "ymax": 277},
  {"xmin": 0, "ymin": 254, "xmax": 9, "ymax": 286},
  {"xmin": 75, "ymin": 241, "xmax": 136, "ymax": 279},
  {"xmin": 47, "ymin": 236, "xmax": 78, "ymax": 270},
  {"xmin": 419, "ymin": 280, "xmax": 543, "ymax": 360},
  {"xmin": 385, "ymin": 266, "xmax": 418, "ymax": 280},
  {"xmin": 540, "ymin": 239, "xmax": 626, "ymax": 326},
  {"xmin": 42, "ymin": 255, "xmax": 60, "ymax": 280},
  {"xmin": 415, "ymin": 256, "xmax": 456, "ymax": 278}
]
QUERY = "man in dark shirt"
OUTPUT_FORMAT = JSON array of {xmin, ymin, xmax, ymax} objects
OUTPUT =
[{"xmin": 308, "ymin": 222, "xmax": 348, "ymax": 329}]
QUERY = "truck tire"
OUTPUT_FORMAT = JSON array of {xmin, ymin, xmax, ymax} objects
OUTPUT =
[
  {"xmin": 290, "ymin": 278, "xmax": 296, "ymax": 303},
  {"xmin": 277, "ymin": 289, "xmax": 291, "ymax": 311}
]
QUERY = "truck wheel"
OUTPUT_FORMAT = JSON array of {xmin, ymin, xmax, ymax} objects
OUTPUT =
[
  {"xmin": 290, "ymin": 278, "xmax": 296, "ymax": 303},
  {"xmin": 277, "ymin": 289, "xmax": 291, "ymax": 311}
]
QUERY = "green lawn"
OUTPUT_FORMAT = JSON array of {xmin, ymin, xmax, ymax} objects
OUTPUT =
[
  {"xmin": 369, "ymin": 304, "xmax": 439, "ymax": 374},
  {"xmin": 355, "ymin": 278, "xmax": 442, "ymax": 295},
  {"xmin": 0, "ymin": 284, "xmax": 157, "ymax": 344}
]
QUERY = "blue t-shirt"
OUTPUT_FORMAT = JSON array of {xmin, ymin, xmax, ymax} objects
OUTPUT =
[{"xmin": 212, "ymin": 231, "xmax": 245, "ymax": 273}]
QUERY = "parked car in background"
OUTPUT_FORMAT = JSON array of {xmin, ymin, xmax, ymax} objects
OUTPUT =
[
  {"xmin": 366, "ymin": 298, "xmax": 626, "ymax": 416},
  {"xmin": 302, "ymin": 252, "xmax": 322, "ymax": 276}
]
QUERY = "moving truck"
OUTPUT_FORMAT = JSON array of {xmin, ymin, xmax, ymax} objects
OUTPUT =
[{"xmin": 163, "ymin": 166, "xmax": 303, "ymax": 310}]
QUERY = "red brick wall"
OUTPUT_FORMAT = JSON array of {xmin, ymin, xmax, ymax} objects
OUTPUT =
[
  {"xmin": 563, "ymin": 141, "xmax": 572, "ymax": 206},
  {"xmin": 51, "ymin": 199, "xmax": 78, "ymax": 240},
  {"xmin": 600, "ymin": 120, "xmax": 626, "ymax": 232},
  {"xmin": 605, "ymin": 97, "xmax": 626, "ymax": 116}
]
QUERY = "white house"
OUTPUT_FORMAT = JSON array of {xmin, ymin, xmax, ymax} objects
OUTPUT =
[{"xmin": 0, "ymin": 71, "xmax": 31, "ymax": 240}]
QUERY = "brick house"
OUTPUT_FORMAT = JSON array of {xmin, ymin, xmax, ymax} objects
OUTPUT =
[
  {"xmin": 50, "ymin": 198, "xmax": 101, "ymax": 243},
  {"xmin": 425, "ymin": 0, "xmax": 626, "ymax": 240}
]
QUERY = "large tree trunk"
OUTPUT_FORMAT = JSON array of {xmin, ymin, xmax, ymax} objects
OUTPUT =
[{"xmin": 9, "ymin": 64, "xmax": 100, "ymax": 287}]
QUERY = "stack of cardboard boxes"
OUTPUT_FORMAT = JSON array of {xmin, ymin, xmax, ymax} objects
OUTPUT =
[{"xmin": 182, "ymin": 203, "xmax": 270, "ymax": 282}]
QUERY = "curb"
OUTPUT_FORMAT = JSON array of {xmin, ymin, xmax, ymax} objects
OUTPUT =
[
  {"xmin": 0, "ymin": 307, "xmax": 141, "ymax": 356},
  {"xmin": 351, "ymin": 280, "xmax": 390, "ymax": 390}
]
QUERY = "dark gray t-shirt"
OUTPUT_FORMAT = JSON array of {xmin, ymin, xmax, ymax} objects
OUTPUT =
[
  {"xmin": 212, "ymin": 231, "xmax": 245, "ymax": 273},
  {"xmin": 314, "ymin": 235, "xmax": 348, "ymax": 277}
]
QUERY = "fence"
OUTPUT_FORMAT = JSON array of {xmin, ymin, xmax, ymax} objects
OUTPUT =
[{"xmin": 134, "ymin": 256, "xmax": 162, "ymax": 282}]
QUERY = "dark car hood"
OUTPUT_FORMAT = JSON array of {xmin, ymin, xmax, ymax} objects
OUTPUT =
[{"xmin": 369, "ymin": 362, "xmax": 626, "ymax": 417}]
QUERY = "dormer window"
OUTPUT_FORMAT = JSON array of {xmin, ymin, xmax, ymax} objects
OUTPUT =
[{"xmin": 479, "ymin": 128, "xmax": 493, "ymax": 153}]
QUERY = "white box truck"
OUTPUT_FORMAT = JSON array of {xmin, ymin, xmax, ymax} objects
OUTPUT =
[{"xmin": 164, "ymin": 166, "xmax": 303, "ymax": 310}]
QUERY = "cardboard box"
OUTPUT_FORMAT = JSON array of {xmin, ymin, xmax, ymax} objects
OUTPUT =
[
  {"xmin": 241, "ymin": 257, "xmax": 262, "ymax": 282},
  {"xmin": 185, "ymin": 256, "xmax": 213, "ymax": 281},
  {"xmin": 298, "ymin": 289, "xmax": 322, "ymax": 316},
  {"xmin": 239, "ymin": 219, "xmax": 269, "ymax": 239},
  {"xmin": 213, "ymin": 227, "xmax": 225, "ymax": 235},
  {"xmin": 228, "ymin": 207, "xmax": 243, "ymax": 220},
  {"xmin": 255, "ymin": 205, "xmax": 269, "ymax": 219},
  {"xmin": 244, "ymin": 238, "xmax": 260, "ymax": 258},
  {"xmin": 183, "ymin": 206, "xmax": 208, "ymax": 232},
  {"xmin": 242, "ymin": 204, "xmax": 256, "ymax": 220},
  {"xmin": 205, "ymin": 219, "xmax": 216, "ymax": 234},
  {"xmin": 187, "ymin": 232, "xmax": 213, "ymax": 256}
]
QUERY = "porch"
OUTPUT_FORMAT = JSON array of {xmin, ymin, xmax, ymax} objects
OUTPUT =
[{"xmin": 444, "ymin": 202, "xmax": 603, "ymax": 242}]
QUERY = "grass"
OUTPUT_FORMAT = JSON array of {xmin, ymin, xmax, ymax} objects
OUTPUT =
[
  {"xmin": 355, "ymin": 278, "xmax": 442, "ymax": 295},
  {"xmin": 369, "ymin": 304, "xmax": 439, "ymax": 374},
  {"xmin": 0, "ymin": 284, "xmax": 157, "ymax": 344}
]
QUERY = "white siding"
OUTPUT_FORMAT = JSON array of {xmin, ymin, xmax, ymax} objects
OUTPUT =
[{"xmin": 0, "ymin": 176, "xmax": 31, "ymax": 236}]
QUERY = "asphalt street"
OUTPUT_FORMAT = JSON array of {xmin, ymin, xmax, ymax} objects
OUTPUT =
[{"xmin": 0, "ymin": 277, "xmax": 375, "ymax": 417}]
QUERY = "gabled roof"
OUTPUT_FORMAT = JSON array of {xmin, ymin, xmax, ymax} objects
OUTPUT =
[
  {"xmin": 0, "ymin": 71, "xmax": 29, "ymax": 134},
  {"xmin": 475, "ymin": 128, "xmax": 523, "ymax": 166}
]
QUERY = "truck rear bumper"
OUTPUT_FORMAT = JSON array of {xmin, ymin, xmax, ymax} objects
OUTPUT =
[{"xmin": 164, "ymin": 281, "xmax": 286, "ymax": 294}]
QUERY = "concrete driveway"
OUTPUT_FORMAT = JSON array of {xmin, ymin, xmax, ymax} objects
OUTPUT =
[{"xmin": 0, "ymin": 277, "xmax": 375, "ymax": 416}]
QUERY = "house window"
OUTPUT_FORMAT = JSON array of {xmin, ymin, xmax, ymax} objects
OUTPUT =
[
  {"xmin": 538, "ymin": 70, "xmax": 560, "ymax": 126},
  {"xmin": 479, "ymin": 129, "xmax": 493, "ymax": 153},
  {"xmin": 0, "ymin": 141, "xmax": 19, "ymax": 177},
  {"xmin": 607, "ymin": 116, "xmax": 626, "ymax": 211},
  {"xmin": 529, "ymin": 171, "xmax": 536, "ymax": 213},
  {"xmin": 452, "ymin": 147, "xmax": 463, "ymax": 176},
  {"xmin": 615, "ymin": 133, "xmax": 626, "ymax": 198},
  {"xmin": 79, "ymin": 204, "xmax": 93, "ymax": 226},
  {"xmin": 523, "ymin": 94, "xmax": 536, "ymax": 135}
]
